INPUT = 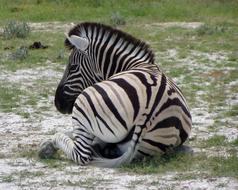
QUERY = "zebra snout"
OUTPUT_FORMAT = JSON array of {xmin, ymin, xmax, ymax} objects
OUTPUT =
[{"xmin": 54, "ymin": 85, "xmax": 73, "ymax": 114}]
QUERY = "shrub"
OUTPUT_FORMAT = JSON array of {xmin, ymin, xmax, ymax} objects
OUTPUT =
[
  {"xmin": 228, "ymin": 51, "xmax": 238, "ymax": 62},
  {"xmin": 196, "ymin": 24, "xmax": 226, "ymax": 36},
  {"xmin": 57, "ymin": 49, "xmax": 65, "ymax": 59},
  {"xmin": 10, "ymin": 46, "xmax": 28, "ymax": 60},
  {"xmin": 110, "ymin": 12, "xmax": 126, "ymax": 27},
  {"xmin": 3, "ymin": 21, "xmax": 30, "ymax": 39}
]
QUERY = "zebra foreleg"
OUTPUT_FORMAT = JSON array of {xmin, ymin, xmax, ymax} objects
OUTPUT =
[
  {"xmin": 39, "ymin": 133, "xmax": 74, "ymax": 159},
  {"xmin": 39, "ymin": 132, "xmax": 94, "ymax": 165},
  {"xmin": 38, "ymin": 131, "xmax": 75, "ymax": 159}
]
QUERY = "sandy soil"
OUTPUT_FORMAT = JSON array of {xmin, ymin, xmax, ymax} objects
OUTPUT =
[{"xmin": 0, "ymin": 22, "xmax": 237, "ymax": 190}]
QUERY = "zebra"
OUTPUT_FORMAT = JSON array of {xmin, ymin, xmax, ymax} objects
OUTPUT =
[{"xmin": 39, "ymin": 22, "xmax": 192, "ymax": 167}]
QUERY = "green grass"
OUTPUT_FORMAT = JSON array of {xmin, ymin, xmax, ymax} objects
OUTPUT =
[
  {"xmin": 18, "ymin": 148, "xmax": 38, "ymax": 159},
  {"xmin": 1, "ymin": 4, "xmax": 238, "ymax": 72},
  {"xmin": 0, "ymin": 83, "xmax": 41, "ymax": 116},
  {"xmin": 1, "ymin": 31, "xmax": 67, "ymax": 71},
  {"xmin": 0, "ymin": 81, "xmax": 51, "ymax": 117},
  {"xmin": 121, "ymin": 152, "xmax": 238, "ymax": 178},
  {"xmin": 15, "ymin": 144, "xmax": 71, "ymax": 169},
  {"xmin": 201, "ymin": 135, "xmax": 227, "ymax": 148},
  {"xmin": 2, "ymin": 20, "xmax": 30, "ymax": 39},
  {"xmin": 1, "ymin": 175, "xmax": 14, "ymax": 183},
  {"xmin": 0, "ymin": 85, "xmax": 23, "ymax": 112},
  {"xmin": 209, "ymin": 154, "xmax": 238, "ymax": 178},
  {"xmin": 225, "ymin": 105, "xmax": 238, "ymax": 118},
  {"xmin": 0, "ymin": 0, "xmax": 238, "ymax": 25},
  {"xmin": 121, "ymin": 152, "xmax": 194, "ymax": 174},
  {"xmin": 231, "ymin": 138, "xmax": 238, "ymax": 146},
  {"xmin": 228, "ymin": 51, "xmax": 238, "ymax": 62},
  {"xmin": 65, "ymin": 178, "xmax": 111, "ymax": 187},
  {"xmin": 0, "ymin": 0, "xmax": 237, "ymax": 183},
  {"xmin": 2, "ymin": 170, "xmax": 44, "ymax": 183},
  {"xmin": 39, "ymin": 150, "xmax": 72, "ymax": 169}
]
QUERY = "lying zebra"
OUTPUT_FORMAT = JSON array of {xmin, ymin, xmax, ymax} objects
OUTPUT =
[{"xmin": 39, "ymin": 22, "xmax": 192, "ymax": 167}]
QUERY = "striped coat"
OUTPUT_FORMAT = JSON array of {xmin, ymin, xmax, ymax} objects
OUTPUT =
[{"xmin": 39, "ymin": 23, "xmax": 192, "ymax": 167}]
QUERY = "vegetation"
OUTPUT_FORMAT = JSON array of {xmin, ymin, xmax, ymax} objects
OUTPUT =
[
  {"xmin": 110, "ymin": 11, "xmax": 126, "ymax": 26},
  {"xmin": 0, "ymin": 0, "xmax": 237, "ymax": 24},
  {"xmin": 0, "ymin": 0, "xmax": 237, "ymax": 188},
  {"xmin": 10, "ymin": 46, "xmax": 28, "ymax": 60},
  {"xmin": 201, "ymin": 135, "xmax": 227, "ymax": 148},
  {"xmin": 121, "ymin": 152, "xmax": 238, "ymax": 178},
  {"xmin": 3, "ymin": 20, "xmax": 30, "ymax": 39},
  {"xmin": 0, "ymin": 85, "xmax": 23, "ymax": 112}
]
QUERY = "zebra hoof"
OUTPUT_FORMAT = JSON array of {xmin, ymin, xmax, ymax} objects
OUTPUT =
[{"xmin": 38, "ymin": 140, "xmax": 57, "ymax": 159}]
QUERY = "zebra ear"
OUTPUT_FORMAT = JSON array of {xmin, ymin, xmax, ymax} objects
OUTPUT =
[{"xmin": 65, "ymin": 34, "xmax": 89, "ymax": 51}]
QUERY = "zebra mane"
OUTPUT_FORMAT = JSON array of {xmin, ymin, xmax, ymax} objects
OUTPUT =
[{"xmin": 65, "ymin": 22, "xmax": 155, "ymax": 64}]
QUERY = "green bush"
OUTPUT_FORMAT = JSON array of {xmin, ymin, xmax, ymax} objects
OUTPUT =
[
  {"xmin": 110, "ymin": 12, "xmax": 126, "ymax": 27},
  {"xmin": 196, "ymin": 24, "xmax": 226, "ymax": 36},
  {"xmin": 3, "ymin": 21, "xmax": 30, "ymax": 39},
  {"xmin": 10, "ymin": 46, "xmax": 28, "ymax": 60}
]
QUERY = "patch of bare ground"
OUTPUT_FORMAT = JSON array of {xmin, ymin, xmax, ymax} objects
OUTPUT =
[
  {"xmin": 0, "ymin": 22, "xmax": 203, "ymax": 34},
  {"xmin": 145, "ymin": 22, "xmax": 203, "ymax": 29},
  {"xmin": 0, "ymin": 23, "xmax": 237, "ymax": 189}
]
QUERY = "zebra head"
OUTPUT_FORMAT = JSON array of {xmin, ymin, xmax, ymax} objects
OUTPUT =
[
  {"xmin": 55, "ymin": 22, "xmax": 155, "ymax": 114},
  {"xmin": 55, "ymin": 34, "xmax": 91, "ymax": 114}
]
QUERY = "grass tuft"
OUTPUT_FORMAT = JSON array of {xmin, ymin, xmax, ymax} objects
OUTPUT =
[
  {"xmin": 0, "ymin": 85, "xmax": 22, "ymax": 112},
  {"xmin": 2, "ymin": 175, "xmax": 14, "ymax": 183},
  {"xmin": 121, "ymin": 152, "xmax": 238, "ymax": 178},
  {"xmin": 3, "ymin": 21, "xmax": 30, "ymax": 39},
  {"xmin": 196, "ymin": 24, "xmax": 226, "ymax": 36},
  {"xmin": 121, "ymin": 152, "xmax": 194, "ymax": 174},
  {"xmin": 228, "ymin": 51, "xmax": 238, "ymax": 62},
  {"xmin": 109, "ymin": 11, "xmax": 126, "ymax": 27},
  {"xmin": 209, "ymin": 154, "xmax": 238, "ymax": 178},
  {"xmin": 89, "ymin": 0, "xmax": 102, "ymax": 7},
  {"xmin": 57, "ymin": 49, "xmax": 65, "ymax": 60},
  {"xmin": 231, "ymin": 138, "xmax": 238, "ymax": 146},
  {"xmin": 201, "ymin": 135, "xmax": 227, "ymax": 148},
  {"xmin": 10, "ymin": 46, "xmax": 28, "ymax": 60}
]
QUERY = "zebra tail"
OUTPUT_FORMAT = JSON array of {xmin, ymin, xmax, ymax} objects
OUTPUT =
[{"xmin": 91, "ymin": 126, "xmax": 144, "ymax": 168}]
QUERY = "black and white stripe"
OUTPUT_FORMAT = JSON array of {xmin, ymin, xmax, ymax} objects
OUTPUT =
[{"xmin": 51, "ymin": 22, "xmax": 192, "ymax": 167}]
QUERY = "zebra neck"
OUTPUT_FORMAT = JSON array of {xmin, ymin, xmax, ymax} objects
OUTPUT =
[
  {"xmin": 85, "ymin": 24, "xmax": 154, "ymax": 79},
  {"xmin": 91, "ymin": 40, "xmax": 154, "ymax": 80}
]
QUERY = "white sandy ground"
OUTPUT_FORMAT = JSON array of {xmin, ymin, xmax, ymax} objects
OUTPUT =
[
  {"xmin": 0, "ymin": 56, "xmax": 237, "ymax": 189},
  {"xmin": 0, "ymin": 22, "xmax": 238, "ymax": 189},
  {"xmin": 144, "ymin": 22, "xmax": 203, "ymax": 29},
  {"xmin": 0, "ymin": 21, "xmax": 203, "ymax": 34}
]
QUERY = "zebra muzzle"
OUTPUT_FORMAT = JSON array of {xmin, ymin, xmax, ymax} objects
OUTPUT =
[{"xmin": 54, "ymin": 85, "xmax": 74, "ymax": 114}]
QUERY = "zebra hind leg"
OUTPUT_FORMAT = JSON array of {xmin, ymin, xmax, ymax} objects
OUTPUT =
[{"xmin": 92, "ymin": 137, "xmax": 123, "ymax": 159}]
